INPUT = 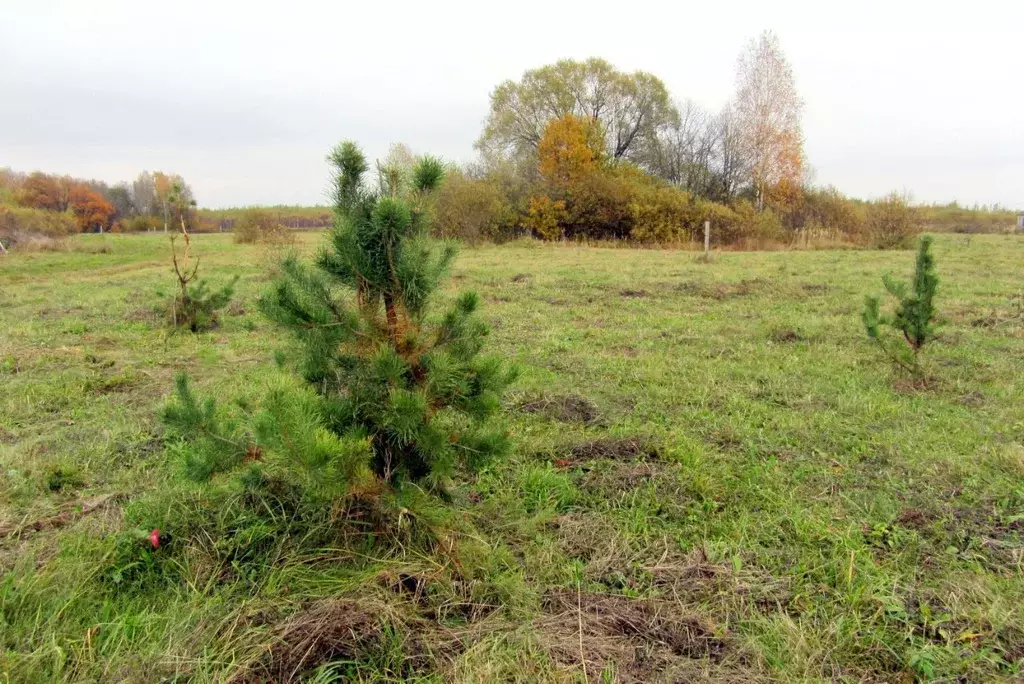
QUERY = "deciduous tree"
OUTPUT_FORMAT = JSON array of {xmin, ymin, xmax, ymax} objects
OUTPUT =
[
  {"xmin": 733, "ymin": 31, "xmax": 805, "ymax": 209},
  {"xmin": 17, "ymin": 173, "xmax": 67, "ymax": 212},
  {"xmin": 477, "ymin": 58, "xmax": 677, "ymax": 165},
  {"xmin": 67, "ymin": 183, "xmax": 115, "ymax": 232},
  {"xmin": 537, "ymin": 114, "xmax": 604, "ymax": 190}
]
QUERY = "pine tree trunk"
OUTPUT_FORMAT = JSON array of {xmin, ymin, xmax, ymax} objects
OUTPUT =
[{"xmin": 383, "ymin": 293, "xmax": 399, "ymax": 345}]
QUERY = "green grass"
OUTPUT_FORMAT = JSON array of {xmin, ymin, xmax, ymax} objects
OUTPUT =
[{"xmin": 1, "ymin": 233, "xmax": 1023, "ymax": 682}]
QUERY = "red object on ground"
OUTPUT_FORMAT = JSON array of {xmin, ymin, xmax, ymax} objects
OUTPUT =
[{"xmin": 149, "ymin": 529, "xmax": 161, "ymax": 549}]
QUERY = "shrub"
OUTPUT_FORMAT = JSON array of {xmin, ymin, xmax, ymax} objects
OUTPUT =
[
  {"xmin": 125, "ymin": 215, "xmax": 159, "ymax": 232},
  {"xmin": 433, "ymin": 172, "xmax": 512, "ymax": 244},
  {"xmin": 522, "ymin": 196, "xmax": 567, "ymax": 240},
  {"xmin": 0, "ymin": 205, "xmax": 77, "ymax": 252},
  {"xmin": 233, "ymin": 208, "xmax": 295, "ymax": 245},
  {"xmin": 867, "ymin": 192, "xmax": 919, "ymax": 249},
  {"xmin": 863, "ymin": 235, "xmax": 939, "ymax": 375},
  {"xmin": 800, "ymin": 186, "xmax": 865, "ymax": 240},
  {"xmin": 694, "ymin": 199, "xmax": 741, "ymax": 245},
  {"xmin": 628, "ymin": 181, "xmax": 695, "ymax": 244}
]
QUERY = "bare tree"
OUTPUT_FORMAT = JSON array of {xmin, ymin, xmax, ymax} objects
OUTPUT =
[
  {"xmin": 376, "ymin": 142, "xmax": 417, "ymax": 197},
  {"xmin": 733, "ymin": 31, "xmax": 805, "ymax": 209},
  {"xmin": 714, "ymin": 105, "xmax": 747, "ymax": 202},
  {"xmin": 131, "ymin": 172, "xmax": 158, "ymax": 225},
  {"xmin": 644, "ymin": 100, "xmax": 747, "ymax": 203}
]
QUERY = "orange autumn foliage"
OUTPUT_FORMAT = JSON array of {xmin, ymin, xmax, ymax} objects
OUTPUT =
[
  {"xmin": 17, "ymin": 173, "xmax": 68, "ymax": 212},
  {"xmin": 537, "ymin": 114, "xmax": 605, "ymax": 190},
  {"xmin": 67, "ymin": 184, "xmax": 115, "ymax": 232}
]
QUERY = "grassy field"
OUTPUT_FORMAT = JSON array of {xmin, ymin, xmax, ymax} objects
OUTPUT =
[{"xmin": 1, "ymin": 233, "xmax": 1023, "ymax": 682}]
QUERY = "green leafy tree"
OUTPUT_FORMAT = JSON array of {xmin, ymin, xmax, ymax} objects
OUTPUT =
[
  {"xmin": 863, "ymin": 235, "xmax": 939, "ymax": 374},
  {"xmin": 477, "ymin": 58, "xmax": 678, "ymax": 164}
]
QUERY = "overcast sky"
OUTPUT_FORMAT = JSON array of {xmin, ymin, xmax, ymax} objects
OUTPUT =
[{"xmin": 2, "ymin": 0, "xmax": 1022, "ymax": 209}]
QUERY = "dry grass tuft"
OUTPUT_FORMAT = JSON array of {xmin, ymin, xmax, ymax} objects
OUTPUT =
[{"xmin": 515, "ymin": 393, "xmax": 600, "ymax": 425}]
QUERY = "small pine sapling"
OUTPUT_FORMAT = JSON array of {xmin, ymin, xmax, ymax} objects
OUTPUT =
[
  {"xmin": 166, "ymin": 181, "xmax": 237, "ymax": 332},
  {"xmin": 863, "ymin": 235, "xmax": 939, "ymax": 375}
]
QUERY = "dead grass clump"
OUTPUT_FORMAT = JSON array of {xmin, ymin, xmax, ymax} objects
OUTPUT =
[
  {"xmin": 768, "ymin": 327, "xmax": 805, "ymax": 343},
  {"xmin": 801, "ymin": 283, "xmax": 829, "ymax": 295},
  {"xmin": 516, "ymin": 393, "xmax": 600, "ymax": 425},
  {"xmin": 233, "ymin": 209, "xmax": 296, "ymax": 245},
  {"xmin": 580, "ymin": 461, "xmax": 665, "ymax": 496},
  {"xmin": 677, "ymin": 278, "xmax": 770, "ymax": 301},
  {"xmin": 236, "ymin": 598, "xmax": 387, "ymax": 683},
  {"xmin": 959, "ymin": 391, "xmax": 985, "ymax": 407},
  {"xmin": 706, "ymin": 428, "xmax": 744, "ymax": 453},
  {"xmin": 733, "ymin": 277, "xmax": 769, "ymax": 296},
  {"xmin": 891, "ymin": 375, "xmax": 940, "ymax": 395},
  {"xmin": 0, "ymin": 493, "xmax": 124, "ymax": 540},
  {"xmin": 124, "ymin": 307, "xmax": 159, "ymax": 323},
  {"xmin": 6, "ymin": 234, "xmax": 69, "ymax": 253},
  {"xmin": 378, "ymin": 569, "xmax": 505, "ymax": 624},
  {"xmin": 537, "ymin": 589, "xmax": 729, "ymax": 681},
  {"xmin": 235, "ymin": 597, "xmax": 453, "ymax": 683},
  {"xmin": 567, "ymin": 436, "xmax": 660, "ymax": 463}
]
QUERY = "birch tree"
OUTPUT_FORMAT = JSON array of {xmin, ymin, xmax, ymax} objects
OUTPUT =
[{"xmin": 733, "ymin": 31, "xmax": 805, "ymax": 209}]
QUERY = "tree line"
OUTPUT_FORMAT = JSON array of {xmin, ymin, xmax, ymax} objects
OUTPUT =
[
  {"xmin": 4, "ymin": 30, "xmax": 1019, "ymax": 252},
  {"xmin": 0, "ymin": 167, "xmax": 199, "ymax": 245},
  {"xmin": 431, "ymin": 32, "xmax": 1017, "ymax": 248}
]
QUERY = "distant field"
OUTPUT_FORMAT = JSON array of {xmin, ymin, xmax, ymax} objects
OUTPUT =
[{"xmin": 1, "ymin": 233, "xmax": 1023, "ymax": 682}]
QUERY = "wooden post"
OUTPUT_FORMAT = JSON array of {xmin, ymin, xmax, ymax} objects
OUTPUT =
[{"xmin": 703, "ymin": 220, "xmax": 710, "ymax": 258}]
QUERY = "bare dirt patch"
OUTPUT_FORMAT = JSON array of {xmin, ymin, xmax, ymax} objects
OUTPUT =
[
  {"xmin": 516, "ymin": 393, "xmax": 600, "ymax": 425},
  {"xmin": 896, "ymin": 508, "xmax": 937, "ymax": 530},
  {"xmin": 0, "ymin": 425, "xmax": 16, "ymax": 444},
  {"xmin": 567, "ymin": 436, "xmax": 660, "ymax": 463}
]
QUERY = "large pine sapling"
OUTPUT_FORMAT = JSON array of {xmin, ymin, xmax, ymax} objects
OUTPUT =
[
  {"xmin": 863, "ymin": 235, "xmax": 939, "ymax": 375},
  {"xmin": 163, "ymin": 140, "xmax": 515, "ymax": 510},
  {"xmin": 259, "ymin": 141, "xmax": 516, "ymax": 490}
]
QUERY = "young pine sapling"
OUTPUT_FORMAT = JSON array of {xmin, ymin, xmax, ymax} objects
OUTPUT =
[
  {"xmin": 163, "ymin": 140, "xmax": 516, "ymax": 504},
  {"xmin": 166, "ymin": 181, "xmax": 236, "ymax": 332},
  {"xmin": 862, "ymin": 235, "xmax": 939, "ymax": 375}
]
